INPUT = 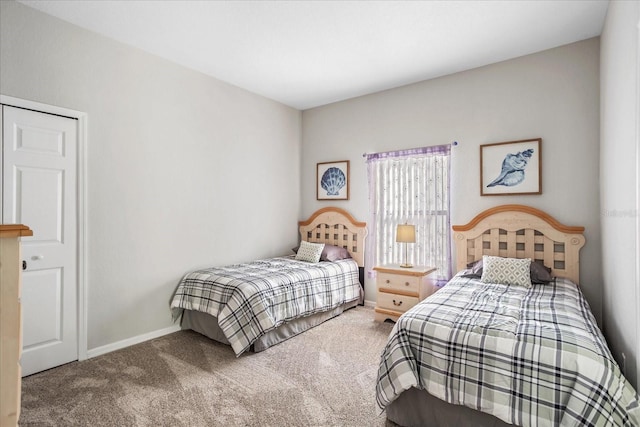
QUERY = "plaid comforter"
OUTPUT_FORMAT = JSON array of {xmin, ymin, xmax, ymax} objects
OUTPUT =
[
  {"xmin": 170, "ymin": 256, "xmax": 360, "ymax": 356},
  {"xmin": 376, "ymin": 274, "xmax": 640, "ymax": 426}
]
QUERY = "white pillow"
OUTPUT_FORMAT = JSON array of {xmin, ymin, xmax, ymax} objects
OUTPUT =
[
  {"xmin": 295, "ymin": 241, "xmax": 325, "ymax": 263},
  {"xmin": 480, "ymin": 255, "xmax": 532, "ymax": 288}
]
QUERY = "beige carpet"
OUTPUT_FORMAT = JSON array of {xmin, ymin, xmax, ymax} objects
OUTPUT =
[{"xmin": 19, "ymin": 307, "xmax": 397, "ymax": 426}]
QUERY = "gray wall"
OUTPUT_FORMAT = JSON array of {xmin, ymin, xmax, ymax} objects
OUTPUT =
[
  {"xmin": 0, "ymin": 1, "xmax": 302, "ymax": 350},
  {"xmin": 302, "ymin": 39, "xmax": 602, "ymax": 322},
  {"xmin": 600, "ymin": 0, "xmax": 640, "ymax": 389}
]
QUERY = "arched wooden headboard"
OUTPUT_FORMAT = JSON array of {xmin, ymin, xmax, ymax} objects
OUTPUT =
[
  {"xmin": 452, "ymin": 205, "xmax": 585, "ymax": 284},
  {"xmin": 299, "ymin": 207, "xmax": 367, "ymax": 267}
]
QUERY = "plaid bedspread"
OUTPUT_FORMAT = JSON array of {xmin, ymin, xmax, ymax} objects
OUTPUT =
[
  {"xmin": 376, "ymin": 274, "xmax": 640, "ymax": 426},
  {"xmin": 170, "ymin": 256, "xmax": 360, "ymax": 356}
]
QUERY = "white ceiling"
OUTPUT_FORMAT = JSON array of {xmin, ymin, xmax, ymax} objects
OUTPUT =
[{"xmin": 18, "ymin": 0, "xmax": 609, "ymax": 110}]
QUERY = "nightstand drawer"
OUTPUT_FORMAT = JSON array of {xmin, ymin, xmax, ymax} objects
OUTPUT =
[
  {"xmin": 377, "ymin": 272, "xmax": 419, "ymax": 294},
  {"xmin": 377, "ymin": 291, "xmax": 419, "ymax": 313}
]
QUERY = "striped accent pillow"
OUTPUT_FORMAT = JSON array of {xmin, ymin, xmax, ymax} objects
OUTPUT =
[
  {"xmin": 480, "ymin": 255, "xmax": 532, "ymax": 288},
  {"xmin": 294, "ymin": 241, "xmax": 325, "ymax": 263}
]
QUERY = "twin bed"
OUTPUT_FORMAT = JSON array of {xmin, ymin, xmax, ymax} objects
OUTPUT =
[
  {"xmin": 170, "ymin": 207, "xmax": 367, "ymax": 356},
  {"xmin": 377, "ymin": 205, "xmax": 639, "ymax": 426},
  {"xmin": 170, "ymin": 204, "xmax": 639, "ymax": 426}
]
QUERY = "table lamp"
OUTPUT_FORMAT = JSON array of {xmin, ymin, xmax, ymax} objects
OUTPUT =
[{"xmin": 396, "ymin": 224, "xmax": 416, "ymax": 268}]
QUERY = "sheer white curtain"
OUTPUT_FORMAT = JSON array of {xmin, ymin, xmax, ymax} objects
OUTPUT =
[{"xmin": 366, "ymin": 145, "xmax": 452, "ymax": 284}]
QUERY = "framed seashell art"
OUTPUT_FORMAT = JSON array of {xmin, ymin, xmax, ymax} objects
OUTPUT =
[
  {"xmin": 317, "ymin": 160, "xmax": 349, "ymax": 200},
  {"xmin": 480, "ymin": 138, "xmax": 541, "ymax": 196}
]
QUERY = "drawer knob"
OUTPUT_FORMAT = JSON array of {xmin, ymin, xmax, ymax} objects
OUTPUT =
[
  {"xmin": 392, "ymin": 299, "xmax": 403, "ymax": 306},
  {"xmin": 405, "ymin": 282, "xmax": 410, "ymax": 286},
  {"xmin": 386, "ymin": 279, "xmax": 390, "ymax": 284}
]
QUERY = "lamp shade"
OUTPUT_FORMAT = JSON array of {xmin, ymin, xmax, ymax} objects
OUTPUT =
[{"xmin": 396, "ymin": 224, "xmax": 416, "ymax": 243}]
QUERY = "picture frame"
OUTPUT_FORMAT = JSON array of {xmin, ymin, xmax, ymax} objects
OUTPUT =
[
  {"xmin": 480, "ymin": 138, "xmax": 541, "ymax": 196},
  {"xmin": 317, "ymin": 160, "xmax": 350, "ymax": 200}
]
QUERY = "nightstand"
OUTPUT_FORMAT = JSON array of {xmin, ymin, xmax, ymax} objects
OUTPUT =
[{"xmin": 373, "ymin": 265, "xmax": 437, "ymax": 322}]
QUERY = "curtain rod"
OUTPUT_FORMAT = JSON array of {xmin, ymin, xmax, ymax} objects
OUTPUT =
[{"xmin": 362, "ymin": 141, "xmax": 457, "ymax": 158}]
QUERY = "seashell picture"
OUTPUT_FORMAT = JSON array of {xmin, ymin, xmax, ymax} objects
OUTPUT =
[
  {"xmin": 480, "ymin": 138, "xmax": 541, "ymax": 196},
  {"xmin": 317, "ymin": 160, "xmax": 350, "ymax": 200}
]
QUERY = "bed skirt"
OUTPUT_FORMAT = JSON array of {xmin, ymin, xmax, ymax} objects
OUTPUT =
[
  {"xmin": 181, "ymin": 299, "xmax": 359, "ymax": 353},
  {"xmin": 386, "ymin": 387, "xmax": 510, "ymax": 427}
]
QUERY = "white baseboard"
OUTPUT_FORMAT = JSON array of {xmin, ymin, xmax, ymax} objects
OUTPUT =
[
  {"xmin": 86, "ymin": 324, "xmax": 181, "ymax": 359},
  {"xmin": 363, "ymin": 299, "xmax": 375, "ymax": 308}
]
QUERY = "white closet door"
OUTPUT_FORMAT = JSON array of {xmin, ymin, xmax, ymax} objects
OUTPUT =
[{"xmin": 1, "ymin": 105, "xmax": 78, "ymax": 376}]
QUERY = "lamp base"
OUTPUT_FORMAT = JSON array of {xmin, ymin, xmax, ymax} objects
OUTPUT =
[{"xmin": 399, "ymin": 263, "xmax": 413, "ymax": 268}]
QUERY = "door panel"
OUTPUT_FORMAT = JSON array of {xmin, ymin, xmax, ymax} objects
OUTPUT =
[
  {"xmin": 15, "ymin": 124, "xmax": 65, "ymax": 156},
  {"xmin": 1, "ymin": 105, "xmax": 77, "ymax": 376},
  {"xmin": 15, "ymin": 166, "xmax": 64, "ymax": 243},
  {"xmin": 21, "ymin": 268, "xmax": 62, "ymax": 347}
]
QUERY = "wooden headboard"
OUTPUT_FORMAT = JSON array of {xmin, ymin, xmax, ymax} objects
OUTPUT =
[
  {"xmin": 298, "ymin": 207, "xmax": 367, "ymax": 267},
  {"xmin": 452, "ymin": 205, "xmax": 585, "ymax": 284}
]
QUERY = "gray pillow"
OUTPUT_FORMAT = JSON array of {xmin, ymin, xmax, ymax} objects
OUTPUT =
[
  {"xmin": 321, "ymin": 244, "xmax": 351, "ymax": 261},
  {"xmin": 464, "ymin": 258, "xmax": 554, "ymax": 284},
  {"xmin": 292, "ymin": 244, "xmax": 351, "ymax": 262},
  {"xmin": 530, "ymin": 261, "xmax": 554, "ymax": 283}
]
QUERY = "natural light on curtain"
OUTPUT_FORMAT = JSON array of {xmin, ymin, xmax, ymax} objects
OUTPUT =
[{"xmin": 366, "ymin": 145, "xmax": 452, "ymax": 284}]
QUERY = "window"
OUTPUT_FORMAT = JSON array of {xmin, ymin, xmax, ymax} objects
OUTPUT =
[{"xmin": 366, "ymin": 145, "xmax": 451, "ymax": 284}]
